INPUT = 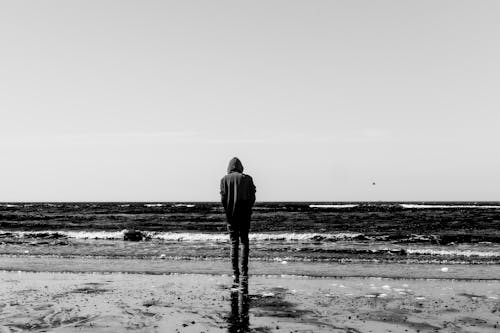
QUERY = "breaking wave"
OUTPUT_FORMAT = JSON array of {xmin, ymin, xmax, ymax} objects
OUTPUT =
[
  {"xmin": 0, "ymin": 231, "xmax": 365, "ymax": 242},
  {"xmin": 2, "ymin": 231, "xmax": 499, "ymax": 262},
  {"xmin": 309, "ymin": 204, "xmax": 358, "ymax": 208},
  {"xmin": 406, "ymin": 248, "xmax": 500, "ymax": 258},
  {"xmin": 143, "ymin": 203, "xmax": 196, "ymax": 208},
  {"xmin": 401, "ymin": 204, "xmax": 500, "ymax": 209}
]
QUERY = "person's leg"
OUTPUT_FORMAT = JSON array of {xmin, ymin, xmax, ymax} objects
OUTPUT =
[
  {"xmin": 240, "ymin": 216, "xmax": 250, "ymax": 278},
  {"xmin": 240, "ymin": 232, "xmax": 249, "ymax": 278},
  {"xmin": 227, "ymin": 223, "xmax": 240, "ymax": 279}
]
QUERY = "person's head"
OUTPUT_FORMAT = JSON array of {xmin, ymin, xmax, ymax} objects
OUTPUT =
[{"xmin": 227, "ymin": 157, "xmax": 244, "ymax": 174}]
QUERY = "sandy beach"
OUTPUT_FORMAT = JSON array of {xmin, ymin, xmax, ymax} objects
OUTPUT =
[{"xmin": 1, "ymin": 257, "xmax": 499, "ymax": 332}]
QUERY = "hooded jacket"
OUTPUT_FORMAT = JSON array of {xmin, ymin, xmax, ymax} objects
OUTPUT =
[{"xmin": 220, "ymin": 157, "xmax": 256, "ymax": 219}]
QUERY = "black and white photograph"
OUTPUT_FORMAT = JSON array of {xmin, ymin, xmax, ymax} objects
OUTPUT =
[{"xmin": 1, "ymin": 1, "xmax": 499, "ymax": 332}]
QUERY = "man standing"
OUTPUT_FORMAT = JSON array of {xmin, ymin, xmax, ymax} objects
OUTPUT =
[{"xmin": 220, "ymin": 157, "xmax": 256, "ymax": 284}]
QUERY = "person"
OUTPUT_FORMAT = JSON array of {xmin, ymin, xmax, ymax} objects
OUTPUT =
[{"xmin": 220, "ymin": 157, "xmax": 256, "ymax": 284}]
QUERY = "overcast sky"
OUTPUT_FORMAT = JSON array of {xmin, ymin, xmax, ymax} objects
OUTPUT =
[{"xmin": 1, "ymin": 1, "xmax": 499, "ymax": 201}]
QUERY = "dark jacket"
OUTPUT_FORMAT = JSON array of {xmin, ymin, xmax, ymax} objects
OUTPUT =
[{"xmin": 220, "ymin": 157, "xmax": 256, "ymax": 219}]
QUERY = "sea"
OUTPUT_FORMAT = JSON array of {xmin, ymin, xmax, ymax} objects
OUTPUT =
[{"xmin": 1, "ymin": 202, "xmax": 499, "ymax": 265}]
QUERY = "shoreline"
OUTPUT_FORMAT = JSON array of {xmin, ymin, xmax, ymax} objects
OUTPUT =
[{"xmin": 1, "ymin": 255, "xmax": 500, "ymax": 280}]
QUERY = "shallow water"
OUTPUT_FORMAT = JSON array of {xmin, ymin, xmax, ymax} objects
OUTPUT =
[{"xmin": 2, "ymin": 236, "xmax": 500, "ymax": 264}]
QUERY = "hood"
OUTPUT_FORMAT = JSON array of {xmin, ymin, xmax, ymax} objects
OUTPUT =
[{"xmin": 227, "ymin": 157, "xmax": 244, "ymax": 173}]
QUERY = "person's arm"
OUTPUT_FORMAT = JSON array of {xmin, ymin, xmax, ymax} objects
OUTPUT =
[
  {"xmin": 249, "ymin": 178, "xmax": 256, "ymax": 207},
  {"xmin": 220, "ymin": 178, "xmax": 227, "ymax": 210}
]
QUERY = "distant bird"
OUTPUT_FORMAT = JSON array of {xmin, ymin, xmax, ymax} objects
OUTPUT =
[{"xmin": 372, "ymin": 182, "xmax": 376, "ymax": 186}]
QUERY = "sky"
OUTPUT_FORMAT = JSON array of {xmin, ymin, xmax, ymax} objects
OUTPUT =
[{"xmin": 0, "ymin": 0, "xmax": 499, "ymax": 202}]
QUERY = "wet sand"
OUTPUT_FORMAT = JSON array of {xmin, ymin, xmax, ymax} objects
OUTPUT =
[{"xmin": 0, "ymin": 263, "xmax": 499, "ymax": 332}]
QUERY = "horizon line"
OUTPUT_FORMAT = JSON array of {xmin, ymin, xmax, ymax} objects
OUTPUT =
[{"xmin": 1, "ymin": 200, "xmax": 499, "ymax": 204}]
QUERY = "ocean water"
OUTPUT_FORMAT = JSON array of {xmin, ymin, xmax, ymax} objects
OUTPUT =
[{"xmin": 0, "ymin": 202, "xmax": 499, "ymax": 264}]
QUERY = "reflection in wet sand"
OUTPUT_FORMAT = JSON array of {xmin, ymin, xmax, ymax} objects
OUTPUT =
[{"xmin": 227, "ymin": 280, "xmax": 250, "ymax": 333}]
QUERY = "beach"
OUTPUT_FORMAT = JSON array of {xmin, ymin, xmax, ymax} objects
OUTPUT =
[
  {"xmin": 1, "ymin": 202, "xmax": 499, "ymax": 331},
  {"xmin": 1, "ymin": 257, "xmax": 500, "ymax": 332}
]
